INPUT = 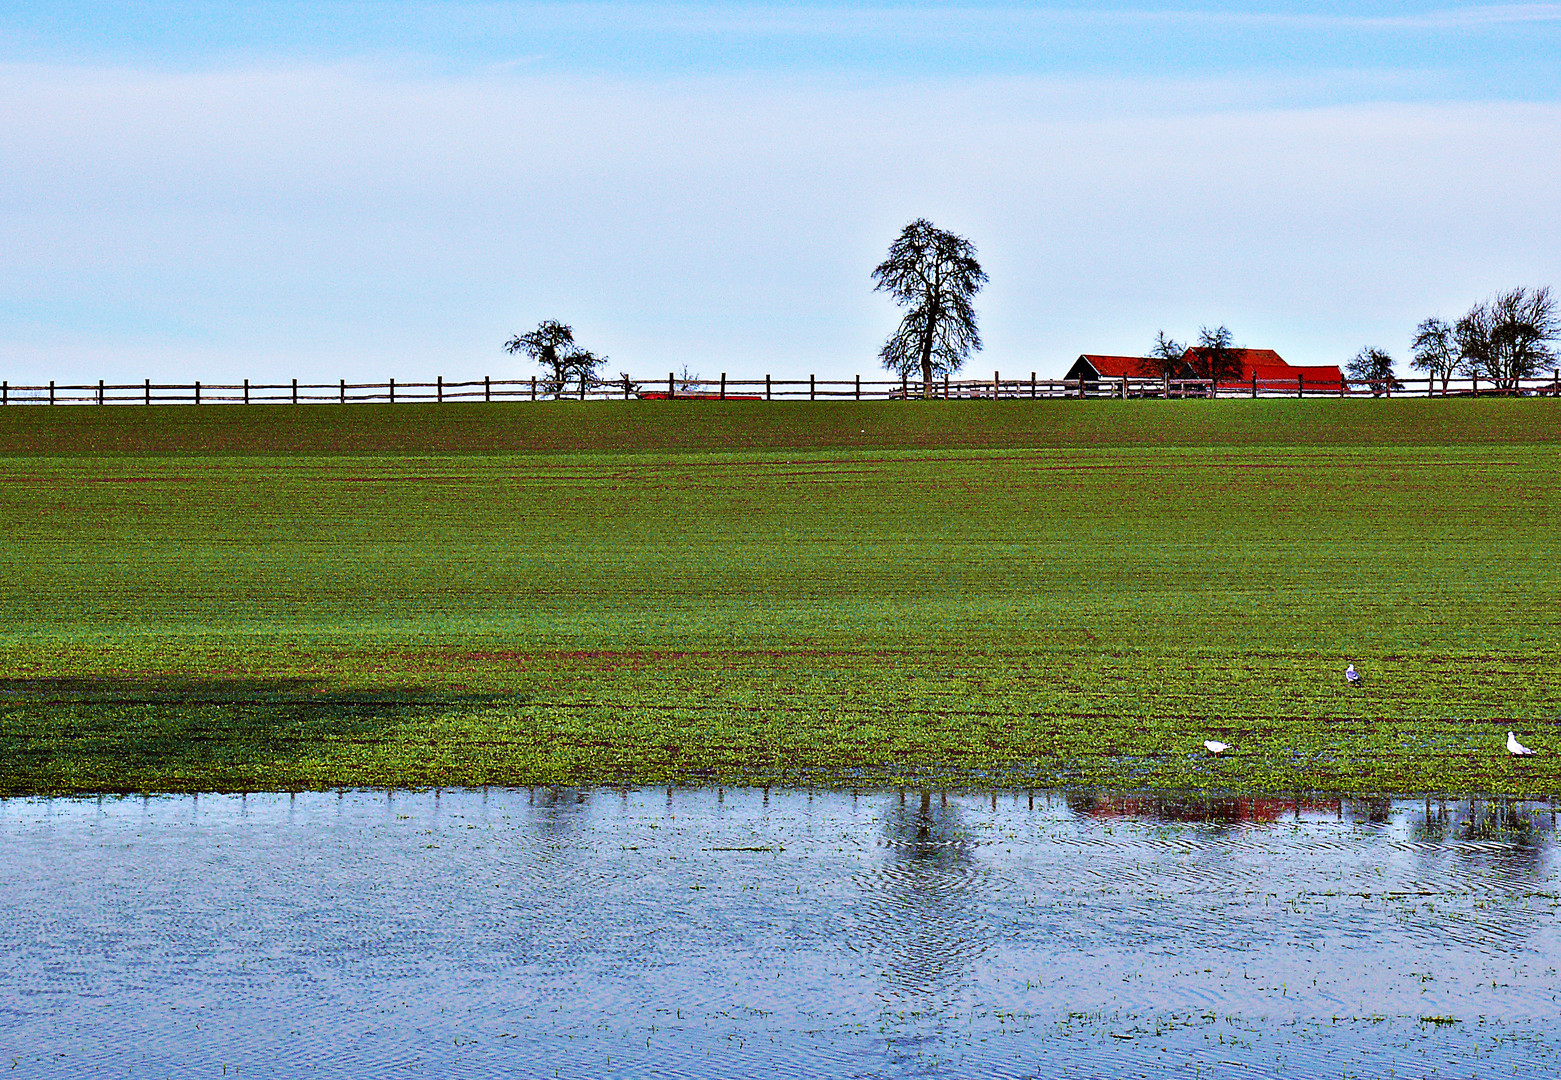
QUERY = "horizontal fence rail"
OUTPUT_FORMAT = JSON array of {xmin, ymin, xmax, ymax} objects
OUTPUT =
[{"xmin": 2, "ymin": 370, "xmax": 1559, "ymax": 405}]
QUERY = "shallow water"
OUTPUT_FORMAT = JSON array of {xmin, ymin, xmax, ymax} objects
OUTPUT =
[{"xmin": 3, "ymin": 788, "xmax": 1559, "ymax": 1078}]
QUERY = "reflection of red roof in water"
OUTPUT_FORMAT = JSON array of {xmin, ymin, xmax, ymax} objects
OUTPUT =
[{"xmin": 1083, "ymin": 794, "xmax": 1341, "ymax": 825}]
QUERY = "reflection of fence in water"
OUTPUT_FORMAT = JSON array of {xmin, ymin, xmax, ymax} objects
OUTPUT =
[{"xmin": 6, "ymin": 370, "xmax": 1559, "ymax": 404}]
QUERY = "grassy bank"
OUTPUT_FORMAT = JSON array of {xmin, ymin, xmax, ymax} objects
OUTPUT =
[{"xmin": 2, "ymin": 400, "xmax": 1558, "ymax": 796}]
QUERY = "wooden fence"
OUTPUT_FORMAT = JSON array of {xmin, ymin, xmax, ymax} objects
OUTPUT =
[{"xmin": 2, "ymin": 370, "xmax": 1559, "ymax": 405}]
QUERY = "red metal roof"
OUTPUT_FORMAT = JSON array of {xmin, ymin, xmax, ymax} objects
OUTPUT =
[
  {"xmin": 1074, "ymin": 354, "xmax": 1154, "ymax": 378},
  {"xmin": 1180, "ymin": 348, "xmax": 1344, "ymax": 387}
]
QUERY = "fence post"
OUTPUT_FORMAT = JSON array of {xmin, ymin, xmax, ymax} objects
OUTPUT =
[
  {"xmin": 340, "ymin": 379, "xmax": 346, "ymax": 404},
  {"xmin": 531, "ymin": 375, "xmax": 537, "ymax": 401},
  {"xmin": 1472, "ymin": 374, "xmax": 1478, "ymax": 396},
  {"xmin": 810, "ymin": 374, "xmax": 815, "ymax": 401},
  {"xmin": 1296, "ymin": 375, "xmax": 1303, "ymax": 399},
  {"xmin": 580, "ymin": 373, "xmax": 587, "ymax": 401},
  {"xmin": 389, "ymin": 378, "xmax": 395, "ymax": 404},
  {"xmin": 1163, "ymin": 373, "xmax": 1170, "ymax": 399},
  {"xmin": 944, "ymin": 374, "xmax": 950, "ymax": 399},
  {"xmin": 623, "ymin": 374, "xmax": 630, "ymax": 400},
  {"xmin": 668, "ymin": 372, "xmax": 674, "ymax": 399},
  {"xmin": 994, "ymin": 370, "xmax": 1000, "ymax": 399},
  {"xmin": 292, "ymin": 378, "xmax": 298, "ymax": 405},
  {"xmin": 1120, "ymin": 376, "xmax": 1127, "ymax": 400},
  {"xmin": 720, "ymin": 372, "xmax": 726, "ymax": 401},
  {"xmin": 1385, "ymin": 375, "xmax": 1392, "ymax": 398},
  {"xmin": 98, "ymin": 379, "xmax": 104, "ymax": 405},
  {"xmin": 901, "ymin": 372, "xmax": 907, "ymax": 398},
  {"xmin": 195, "ymin": 381, "xmax": 201, "ymax": 405},
  {"xmin": 145, "ymin": 379, "xmax": 150, "ymax": 406},
  {"xmin": 1, "ymin": 381, "xmax": 5, "ymax": 406},
  {"xmin": 244, "ymin": 378, "xmax": 249, "ymax": 405},
  {"xmin": 855, "ymin": 374, "xmax": 860, "ymax": 401},
  {"xmin": 766, "ymin": 374, "xmax": 772, "ymax": 401},
  {"xmin": 438, "ymin": 376, "xmax": 443, "ymax": 403},
  {"xmin": 1030, "ymin": 372, "xmax": 1036, "ymax": 399},
  {"xmin": 1339, "ymin": 376, "xmax": 1344, "ymax": 398},
  {"xmin": 1251, "ymin": 373, "xmax": 1257, "ymax": 398},
  {"xmin": 486, "ymin": 376, "xmax": 492, "ymax": 402},
  {"xmin": 1077, "ymin": 375, "xmax": 1084, "ymax": 400},
  {"xmin": 49, "ymin": 380, "xmax": 54, "ymax": 405}
]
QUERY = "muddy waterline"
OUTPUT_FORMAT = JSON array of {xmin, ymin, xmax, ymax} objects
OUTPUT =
[{"xmin": 3, "ymin": 788, "xmax": 1558, "ymax": 1078}]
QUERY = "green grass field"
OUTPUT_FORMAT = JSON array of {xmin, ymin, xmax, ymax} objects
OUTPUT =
[{"xmin": 2, "ymin": 399, "xmax": 1558, "ymax": 797}]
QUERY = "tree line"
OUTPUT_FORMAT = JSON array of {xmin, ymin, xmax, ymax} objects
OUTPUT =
[
  {"xmin": 506, "ymin": 222, "xmax": 1557, "ymax": 397},
  {"xmin": 1401, "ymin": 287, "xmax": 1557, "ymax": 391}
]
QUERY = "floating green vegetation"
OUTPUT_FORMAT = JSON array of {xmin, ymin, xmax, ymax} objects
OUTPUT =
[{"xmin": 1, "ymin": 400, "xmax": 1558, "ymax": 795}]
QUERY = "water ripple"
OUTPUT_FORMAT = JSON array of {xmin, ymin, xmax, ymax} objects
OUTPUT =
[{"xmin": 2, "ymin": 788, "xmax": 1560, "ymax": 1077}]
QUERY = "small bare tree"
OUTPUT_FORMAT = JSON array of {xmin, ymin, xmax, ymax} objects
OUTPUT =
[
  {"xmin": 1138, "ymin": 331, "xmax": 1187, "ymax": 378},
  {"xmin": 504, "ymin": 320, "xmax": 607, "ymax": 399},
  {"xmin": 1410, "ymin": 317, "xmax": 1457, "ymax": 393},
  {"xmin": 1183, "ymin": 325, "xmax": 1244, "ymax": 389},
  {"xmin": 1346, "ymin": 347, "xmax": 1403, "ymax": 396},
  {"xmin": 873, "ymin": 219, "xmax": 987, "ymax": 396}
]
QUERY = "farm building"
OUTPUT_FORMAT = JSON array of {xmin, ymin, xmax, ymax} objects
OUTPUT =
[
  {"xmin": 1064, "ymin": 355, "xmax": 1153, "ymax": 380},
  {"xmin": 1065, "ymin": 349, "xmax": 1344, "ymax": 392}
]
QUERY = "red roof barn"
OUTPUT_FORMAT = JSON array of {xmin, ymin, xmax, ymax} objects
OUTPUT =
[{"xmin": 1066, "ymin": 348, "xmax": 1344, "ymax": 391}]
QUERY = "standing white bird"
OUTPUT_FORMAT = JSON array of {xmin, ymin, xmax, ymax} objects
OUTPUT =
[
  {"xmin": 1507, "ymin": 731, "xmax": 1536, "ymax": 756},
  {"xmin": 1203, "ymin": 740, "xmax": 1229, "ymax": 755},
  {"xmin": 1345, "ymin": 664, "xmax": 1362, "ymax": 687}
]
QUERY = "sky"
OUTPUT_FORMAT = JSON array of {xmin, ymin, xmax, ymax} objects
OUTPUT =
[{"xmin": 1, "ymin": 2, "xmax": 1559, "ymax": 384}]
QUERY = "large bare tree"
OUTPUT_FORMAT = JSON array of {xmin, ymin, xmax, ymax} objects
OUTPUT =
[
  {"xmin": 872, "ymin": 220, "xmax": 987, "ymax": 395},
  {"xmin": 505, "ymin": 320, "xmax": 606, "ymax": 399},
  {"xmin": 1455, "ymin": 286, "xmax": 1557, "ymax": 389}
]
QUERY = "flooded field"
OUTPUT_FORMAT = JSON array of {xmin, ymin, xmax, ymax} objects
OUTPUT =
[{"xmin": 3, "ymin": 787, "xmax": 1559, "ymax": 1078}]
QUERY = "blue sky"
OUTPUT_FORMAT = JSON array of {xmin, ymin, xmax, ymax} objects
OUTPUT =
[{"xmin": 2, "ymin": 2, "xmax": 1559, "ymax": 383}]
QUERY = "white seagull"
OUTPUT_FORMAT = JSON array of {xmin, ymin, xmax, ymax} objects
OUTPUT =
[
  {"xmin": 1203, "ymin": 740, "xmax": 1229, "ymax": 755},
  {"xmin": 1345, "ymin": 664, "xmax": 1362, "ymax": 687},
  {"xmin": 1507, "ymin": 731, "xmax": 1536, "ymax": 756}
]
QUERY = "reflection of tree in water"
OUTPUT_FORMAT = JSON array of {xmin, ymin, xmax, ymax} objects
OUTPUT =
[
  {"xmin": 1409, "ymin": 797, "xmax": 1452, "ymax": 843},
  {"xmin": 528, "ymin": 785, "xmax": 591, "ymax": 839},
  {"xmin": 1440, "ymin": 799, "xmax": 1557, "ymax": 952},
  {"xmin": 1350, "ymin": 796, "xmax": 1393, "ymax": 825},
  {"xmin": 1458, "ymin": 799, "xmax": 1549, "ymax": 882},
  {"xmin": 855, "ymin": 791, "xmax": 989, "ymax": 1010}
]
